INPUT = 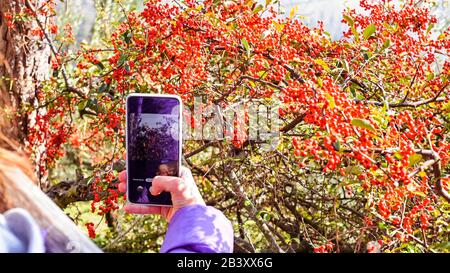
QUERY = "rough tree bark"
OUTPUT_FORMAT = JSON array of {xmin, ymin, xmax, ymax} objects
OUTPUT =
[
  {"xmin": 0, "ymin": 0, "xmax": 50, "ymax": 143},
  {"xmin": 0, "ymin": 0, "xmax": 51, "ymax": 186}
]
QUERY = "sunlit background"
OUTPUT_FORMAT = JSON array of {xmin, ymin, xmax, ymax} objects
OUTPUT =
[{"xmin": 60, "ymin": 0, "xmax": 449, "ymax": 43}]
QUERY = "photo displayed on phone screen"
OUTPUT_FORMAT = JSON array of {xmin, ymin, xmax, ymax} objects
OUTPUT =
[{"xmin": 127, "ymin": 96, "xmax": 180, "ymax": 205}]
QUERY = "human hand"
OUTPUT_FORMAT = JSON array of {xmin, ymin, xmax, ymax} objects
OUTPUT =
[{"xmin": 117, "ymin": 166, "xmax": 205, "ymax": 222}]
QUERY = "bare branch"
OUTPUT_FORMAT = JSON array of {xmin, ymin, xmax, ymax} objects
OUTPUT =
[
  {"xmin": 240, "ymin": 75, "xmax": 284, "ymax": 91},
  {"xmin": 228, "ymin": 170, "xmax": 285, "ymax": 253},
  {"xmin": 280, "ymin": 113, "xmax": 307, "ymax": 133},
  {"xmin": 356, "ymin": 83, "xmax": 448, "ymax": 108}
]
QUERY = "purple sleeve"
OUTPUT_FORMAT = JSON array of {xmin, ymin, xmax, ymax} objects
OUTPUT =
[{"xmin": 160, "ymin": 204, "xmax": 234, "ymax": 253}]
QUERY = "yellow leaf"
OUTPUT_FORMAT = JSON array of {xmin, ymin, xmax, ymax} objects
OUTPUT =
[
  {"xmin": 325, "ymin": 93, "xmax": 335, "ymax": 109},
  {"xmin": 273, "ymin": 21, "xmax": 285, "ymax": 32},
  {"xmin": 315, "ymin": 59, "xmax": 330, "ymax": 72},
  {"xmin": 408, "ymin": 154, "xmax": 423, "ymax": 167},
  {"xmin": 289, "ymin": 6, "xmax": 298, "ymax": 19},
  {"xmin": 351, "ymin": 118, "xmax": 376, "ymax": 133},
  {"xmin": 412, "ymin": 191, "xmax": 427, "ymax": 197}
]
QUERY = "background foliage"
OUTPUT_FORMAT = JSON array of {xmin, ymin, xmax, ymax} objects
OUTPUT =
[{"xmin": 5, "ymin": 0, "xmax": 450, "ymax": 252}]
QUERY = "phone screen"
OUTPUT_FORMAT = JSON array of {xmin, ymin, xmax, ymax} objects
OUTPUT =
[{"xmin": 126, "ymin": 96, "xmax": 180, "ymax": 206}]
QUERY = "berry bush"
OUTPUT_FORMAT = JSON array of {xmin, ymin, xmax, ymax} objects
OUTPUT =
[{"xmin": 5, "ymin": 0, "xmax": 450, "ymax": 252}]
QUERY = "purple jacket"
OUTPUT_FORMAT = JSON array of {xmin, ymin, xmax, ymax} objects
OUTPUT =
[{"xmin": 0, "ymin": 205, "xmax": 234, "ymax": 253}]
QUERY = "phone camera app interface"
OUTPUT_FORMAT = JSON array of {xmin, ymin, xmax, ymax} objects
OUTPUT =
[{"xmin": 127, "ymin": 97, "xmax": 180, "ymax": 205}]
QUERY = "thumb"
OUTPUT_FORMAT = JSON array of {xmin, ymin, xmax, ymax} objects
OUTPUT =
[{"xmin": 150, "ymin": 176, "xmax": 184, "ymax": 196}]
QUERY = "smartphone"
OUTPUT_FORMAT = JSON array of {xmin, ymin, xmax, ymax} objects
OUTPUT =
[{"xmin": 126, "ymin": 94, "xmax": 182, "ymax": 206}]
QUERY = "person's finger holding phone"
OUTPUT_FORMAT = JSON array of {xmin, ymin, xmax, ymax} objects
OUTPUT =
[
  {"xmin": 117, "ymin": 166, "xmax": 205, "ymax": 221},
  {"xmin": 151, "ymin": 166, "xmax": 205, "ymax": 208}
]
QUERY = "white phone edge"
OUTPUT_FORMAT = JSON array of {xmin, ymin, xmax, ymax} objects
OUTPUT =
[{"xmin": 125, "ymin": 93, "xmax": 182, "ymax": 207}]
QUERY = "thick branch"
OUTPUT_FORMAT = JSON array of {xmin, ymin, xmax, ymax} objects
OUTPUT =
[{"xmin": 280, "ymin": 113, "xmax": 307, "ymax": 133}]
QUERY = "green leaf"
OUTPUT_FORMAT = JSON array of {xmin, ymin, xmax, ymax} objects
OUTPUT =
[
  {"xmin": 345, "ymin": 165, "xmax": 362, "ymax": 175},
  {"xmin": 333, "ymin": 140, "xmax": 341, "ymax": 152},
  {"xmin": 408, "ymin": 154, "xmax": 423, "ymax": 167},
  {"xmin": 432, "ymin": 241, "xmax": 450, "ymax": 251},
  {"xmin": 426, "ymin": 24, "xmax": 434, "ymax": 35},
  {"xmin": 77, "ymin": 100, "xmax": 88, "ymax": 111},
  {"xmin": 363, "ymin": 24, "xmax": 376, "ymax": 40},
  {"xmin": 351, "ymin": 118, "xmax": 376, "ymax": 132},
  {"xmin": 346, "ymin": 86, "xmax": 357, "ymax": 98},
  {"xmin": 344, "ymin": 15, "xmax": 359, "ymax": 42},
  {"xmin": 96, "ymin": 62, "xmax": 105, "ymax": 70},
  {"xmin": 377, "ymin": 221, "xmax": 387, "ymax": 229},
  {"xmin": 253, "ymin": 4, "xmax": 263, "ymax": 14},
  {"xmin": 241, "ymin": 38, "xmax": 250, "ymax": 57},
  {"xmin": 363, "ymin": 52, "xmax": 370, "ymax": 60},
  {"xmin": 118, "ymin": 54, "xmax": 128, "ymax": 66},
  {"xmin": 98, "ymin": 83, "xmax": 108, "ymax": 93},
  {"xmin": 343, "ymin": 14, "xmax": 354, "ymax": 27},
  {"xmin": 257, "ymin": 210, "xmax": 271, "ymax": 221},
  {"xmin": 123, "ymin": 30, "xmax": 132, "ymax": 44},
  {"xmin": 381, "ymin": 39, "xmax": 391, "ymax": 50},
  {"xmin": 257, "ymin": 70, "xmax": 267, "ymax": 79},
  {"xmin": 352, "ymin": 26, "xmax": 360, "ymax": 43}
]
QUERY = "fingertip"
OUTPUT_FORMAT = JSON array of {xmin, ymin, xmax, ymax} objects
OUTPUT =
[
  {"xmin": 119, "ymin": 170, "xmax": 127, "ymax": 183},
  {"xmin": 118, "ymin": 182, "xmax": 126, "ymax": 193},
  {"xmin": 151, "ymin": 176, "xmax": 165, "ymax": 187},
  {"xmin": 149, "ymin": 185, "xmax": 159, "ymax": 196}
]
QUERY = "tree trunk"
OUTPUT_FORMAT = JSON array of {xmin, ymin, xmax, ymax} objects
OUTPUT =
[
  {"xmin": 0, "ymin": 0, "xmax": 50, "ymax": 143},
  {"xmin": 0, "ymin": 0, "xmax": 51, "ymax": 186}
]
